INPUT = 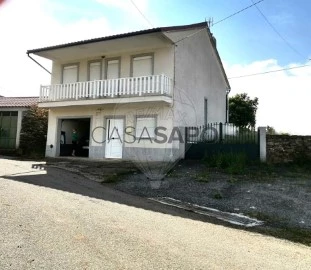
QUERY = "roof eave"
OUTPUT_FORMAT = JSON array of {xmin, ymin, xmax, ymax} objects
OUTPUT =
[{"xmin": 27, "ymin": 22, "xmax": 208, "ymax": 55}]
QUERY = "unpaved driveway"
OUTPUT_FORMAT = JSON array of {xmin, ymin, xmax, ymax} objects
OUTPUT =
[{"xmin": 1, "ymin": 158, "xmax": 311, "ymax": 269}]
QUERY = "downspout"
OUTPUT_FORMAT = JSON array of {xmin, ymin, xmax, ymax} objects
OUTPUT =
[
  {"xmin": 27, "ymin": 53, "xmax": 51, "ymax": 74},
  {"xmin": 226, "ymin": 88, "xmax": 231, "ymax": 123}
]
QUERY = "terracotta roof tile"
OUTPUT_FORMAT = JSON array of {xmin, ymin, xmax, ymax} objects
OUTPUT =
[{"xmin": 0, "ymin": 97, "xmax": 39, "ymax": 108}]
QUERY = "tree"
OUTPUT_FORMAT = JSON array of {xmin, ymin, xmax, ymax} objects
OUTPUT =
[
  {"xmin": 19, "ymin": 105, "xmax": 48, "ymax": 157},
  {"xmin": 229, "ymin": 93, "xmax": 258, "ymax": 128},
  {"xmin": 267, "ymin": 126, "xmax": 277, "ymax": 135}
]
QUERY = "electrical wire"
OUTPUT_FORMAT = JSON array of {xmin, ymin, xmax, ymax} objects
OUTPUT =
[
  {"xmin": 175, "ymin": 0, "xmax": 265, "ymax": 44},
  {"xmin": 213, "ymin": 0, "xmax": 264, "ymax": 26},
  {"xmin": 130, "ymin": 0, "xmax": 154, "ymax": 28},
  {"xmin": 228, "ymin": 63, "xmax": 311, "ymax": 79},
  {"xmin": 251, "ymin": 0, "xmax": 305, "ymax": 59}
]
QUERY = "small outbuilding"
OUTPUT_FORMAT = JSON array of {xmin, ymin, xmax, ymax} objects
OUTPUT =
[{"xmin": 0, "ymin": 96, "xmax": 38, "ymax": 150}]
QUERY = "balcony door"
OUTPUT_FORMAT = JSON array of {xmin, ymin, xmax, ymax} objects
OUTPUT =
[
  {"xmin": 132, "ymin": 54, "xmax": 154, "ymax": 94},
  {"xmin": 106, "ymin": 59, "xmax": 120, "ymax": 96},
  {"xmin": 89, "ymin": 61, "xmax": 102, "ymax": 98},
  {"xmin": 62, "ymin": 64, "xmax": 78, "ymax": 99}
]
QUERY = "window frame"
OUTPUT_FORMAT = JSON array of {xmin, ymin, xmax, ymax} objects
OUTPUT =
[
  {"xmin": 87, "ymin": 59, "xmax": 102, "ymax": 81},
  {"xmin": 135, "ymin": 115, "xmax": 157, "ymax": 140},
  {"xmin": 130, "ymin": 53, "xmax": 154, "ymax": 77},
  {"xmin": 61, "ymin": 63, "xmax": 80, "ymax": 84},
  {"xmin": 104, "ymin": 57, "xmax": 121, "ymax": 80}
]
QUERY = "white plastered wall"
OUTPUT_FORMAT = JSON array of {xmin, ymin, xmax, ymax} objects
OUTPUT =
[
  {"xmin": 165, "ymin": 28, "xmax": 228, "ymax": 127},
  {"xmin": 50, "ymin": 46, "xmax": 174, "ymax": 84},
  {"xmin": 45, "ymin": 103, "xmax": 175, "ymax": 158}
]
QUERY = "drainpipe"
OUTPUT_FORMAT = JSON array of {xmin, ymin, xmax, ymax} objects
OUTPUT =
[
  {"xmin": 226, "ymin": 88, "xmax": 231, "ymax": 123},
  {"xmin": 27, "ymin": 53, "xmax": 51, "ymax": 74}
]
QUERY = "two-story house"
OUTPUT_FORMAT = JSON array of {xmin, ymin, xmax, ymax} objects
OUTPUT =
[{"xmin": 27, "ymin": 22, "xmax": 230, "ymax": 161}]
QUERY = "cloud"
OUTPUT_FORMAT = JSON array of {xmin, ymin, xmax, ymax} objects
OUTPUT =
[
  {"xmin": 96, "ymin": 0, "xmax": 148, "ymax": 13},
  {"xmin": 226, "ymin": 60, "xmax": 311, "ymax": 135},
  {"xmin": 95, "ymin": 0, "xmax": 152, "ymax": 28},
  {"xmin": 0, "ymin": 0, "xmax": 150, "ymax": 98}
]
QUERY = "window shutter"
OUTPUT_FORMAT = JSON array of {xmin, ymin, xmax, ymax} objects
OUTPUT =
[
  {"xmin": 132, "ymin": 56, "xmax": 152, "ymax": 77},
  {"xmin": 136, "ymin": 117, "xmax": 156, "ymax": 138},
  {"xmin": 107, "ymin": 60, "xmax": 119, "ymax": 79},
  {"xmin": 63, "ymin": 65, "xmax": 78, "ymax": 83},
  {"xmin": 89, "ymin": 62, "xmax": 101, "ymax": 81}
]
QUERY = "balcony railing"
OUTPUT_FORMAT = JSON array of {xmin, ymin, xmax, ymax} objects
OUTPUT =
[{"xmin": 40, "ymin": 74, "xmax": 172, "ymax": 102}]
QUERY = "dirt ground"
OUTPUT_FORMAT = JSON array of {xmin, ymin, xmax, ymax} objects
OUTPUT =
[
  {"xmin": 109, "ymin": 160, "xmax": 311, "ymax": 246},
  {"xmin": 46, "ymin": 157, "xmax": 311, "ymax": 245}
]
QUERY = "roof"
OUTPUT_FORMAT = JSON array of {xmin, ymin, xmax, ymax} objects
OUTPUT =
[
  {"xmin": 26, "ymin": 21, "xmax": 230, "ymax": 89},
  {"xmin": 0, "ymin": 96, "xmax": 39, "ymax": 108},
  {"xmin": 27, "ymin": 22, "xmax": 207, "ymax": 54}
]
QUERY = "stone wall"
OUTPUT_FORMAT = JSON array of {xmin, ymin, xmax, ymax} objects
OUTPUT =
[{"xmin": 266, "ymin": 135, "xmax": 311, "ymax": 163}]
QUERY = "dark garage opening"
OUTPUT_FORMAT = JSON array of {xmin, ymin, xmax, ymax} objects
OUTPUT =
[{"xmin": 59, "ymin": 118, "xmax": 90, "ymax": 157}]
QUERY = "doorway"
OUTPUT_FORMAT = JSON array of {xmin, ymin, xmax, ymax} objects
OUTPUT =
[
  {"xmin": 59, "ymin": 118, "xmax": 91, "ymax": 157},
  {"xmin": 105, "ymin": 118, "xmax": 124, "ymax": 159}
]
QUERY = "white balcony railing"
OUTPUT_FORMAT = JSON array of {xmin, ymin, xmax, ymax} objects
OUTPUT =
[{"xmin": 39, "ymin": 74, "xmax": 172, "ymax": 102}]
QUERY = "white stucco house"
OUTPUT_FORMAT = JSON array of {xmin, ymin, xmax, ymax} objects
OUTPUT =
[
  {"xmin": 0, "ymin": 96, "xmax": 38, "ymax": 150},
  {"xmin": 27, "ymin": 22, "xmax": 230, "ymax": 161}
]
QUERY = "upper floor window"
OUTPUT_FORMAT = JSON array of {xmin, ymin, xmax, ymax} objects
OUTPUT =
[
  {"xmin": 106, "ymin": 58, "xmax": 120, "ymax": 79},
  {"xmin": 62, "ymin": 64, "xmax": 78, "ymax": 83},
  {"xmin": 131, "ymin": 54, "xmax": 154, "ymax": 77},
  {"xmin": 88, "ymin": 61, "xmax": 102, "ymax": 81}
]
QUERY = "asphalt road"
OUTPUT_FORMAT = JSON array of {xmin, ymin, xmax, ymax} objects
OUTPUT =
[{"xmin": 1, "ymin": 158, "xmax": 311, "ymax": 269}]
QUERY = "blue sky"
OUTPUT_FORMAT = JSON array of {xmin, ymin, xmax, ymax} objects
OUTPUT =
[
  {"xmin": 0, "ymin": 0, "xmax": 310, "ymax": 134},
  {"xmin": 46, "ymin": 0, "xmax": 311, "ymax": 65}
]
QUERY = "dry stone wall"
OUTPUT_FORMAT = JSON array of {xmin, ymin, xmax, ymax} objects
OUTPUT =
[{"xmin": 266, "ymin": 135, "xmax": 311, "ymax": 163}]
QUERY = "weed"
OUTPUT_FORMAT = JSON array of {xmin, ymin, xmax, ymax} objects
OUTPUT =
[
  {"xmin": 196, "ymin": 171, "xmax": 210, "ymax": 182},
  {"xmin": 205, "ymin": 152, "xmax": 247, "ymax": 175},
  {"xmin": 227, "ymin": 175, "xmax": 238, "ymax": 183},
  {"xmin": 213, "ymin": 192, "xmax": 223, "ymax": 199},
  {"xmin": 103, "ymin": 174, "xmax": 121, "ymax": 183}
]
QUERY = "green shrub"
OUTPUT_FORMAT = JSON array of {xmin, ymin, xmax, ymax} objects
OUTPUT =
[{"xmin": 19, "ymin": 106, "xmax": 48, "ymax": 157}]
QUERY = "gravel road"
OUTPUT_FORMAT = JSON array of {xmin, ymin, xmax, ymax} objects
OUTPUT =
[{"xmin": 1, "ymin": 158, "xmax": 311, "ymax": 269}]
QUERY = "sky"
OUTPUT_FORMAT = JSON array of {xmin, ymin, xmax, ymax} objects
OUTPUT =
[{"xmin": 0, "ymin": 0, "xmax": 310, "ymax": 134}]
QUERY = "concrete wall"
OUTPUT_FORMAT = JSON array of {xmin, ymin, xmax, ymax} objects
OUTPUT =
[
  {"xmin": 267, "ymin": 135, "xmax": 311, "ymax": 163},
  {"xmin": 50, "ymin": 47, "xmax": 174, "ymax": 84},
  {"xmin": 167, "ymin": 28, "xmax": 228, "ymax": 127}
]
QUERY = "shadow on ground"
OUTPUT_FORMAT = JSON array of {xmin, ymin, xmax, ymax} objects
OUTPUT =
[
  {"xmin": 2, "ymin": 157, "xmax": 311, "ymax": 246},
  {"xmin": 2, "ymin": 158, "xmax": 234, "ymax": 230}
]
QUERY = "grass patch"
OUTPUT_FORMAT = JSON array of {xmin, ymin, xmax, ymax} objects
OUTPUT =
[
  {"xmin": 204, "ymin": 152, "xmax": 247, "ymax": 175},
  {"xmin": 196, "ymin": 171, "xmax": 210, "ymax": 182},
  {"xmin": 102, "ymin": 170, "xmax": 135, "ymax": 183},
  {"xmin": 103, "ymin": 174, "xmax": 121, "ymax": 183},
  {"xmin": 247, "ymin": 211, "xmax": 311, "ymax": 246},
  {"xmin": 213, "ymin": 192, "xmax": 223, "ymax": 200}
]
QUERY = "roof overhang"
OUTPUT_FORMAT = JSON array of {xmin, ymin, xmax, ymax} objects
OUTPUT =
[
  {"xmin": 29, "ymin": 32, "xmax": 173, "ymax": 61},
  {"xmin": 27, "ymin": 22, "xmax": 207, "ymax": 61}
]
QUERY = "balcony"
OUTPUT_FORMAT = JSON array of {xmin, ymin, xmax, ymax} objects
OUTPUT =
[{"xmin": 39, "ymin": 74, "xmax": 173, "ymax": 107}]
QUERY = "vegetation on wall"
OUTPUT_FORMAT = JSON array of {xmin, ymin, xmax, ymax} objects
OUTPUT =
[{"xmin": 19, "ymin": 105, "xmax": 48, "ymax": 157}]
